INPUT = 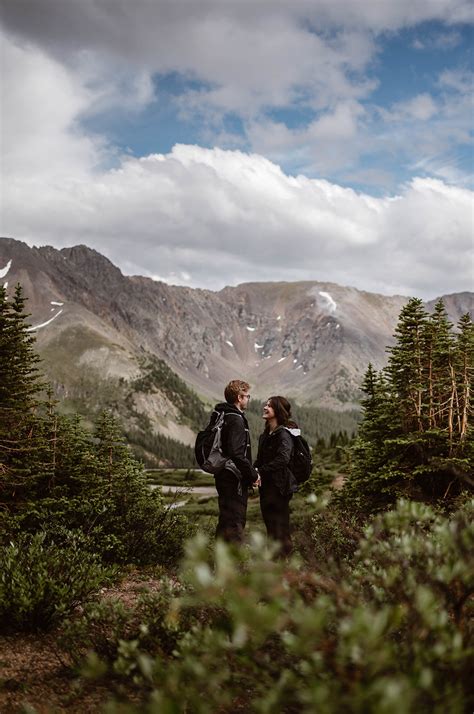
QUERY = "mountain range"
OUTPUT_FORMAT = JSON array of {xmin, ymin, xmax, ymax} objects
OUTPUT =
[{"xmin": 1, "ymin": 237, "xmax": 472, "ymax": 462}]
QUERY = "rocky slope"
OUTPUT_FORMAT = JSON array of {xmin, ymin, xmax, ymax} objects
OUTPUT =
[{"xmin": 1, "ymin": 237, "xmax": 472, "ymax": 450}]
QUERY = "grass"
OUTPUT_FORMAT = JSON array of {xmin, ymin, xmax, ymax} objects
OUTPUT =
[
  {"xmin": 156, "ymin": 479, "xmax": 323, "ymax": 538},
  {"xmin": 146, "ymin": 469, "xmax": 214, "ymax": 487},
  {"xmin": 149, "ymin": 454, "xmax": 348, "ymax": 543}
]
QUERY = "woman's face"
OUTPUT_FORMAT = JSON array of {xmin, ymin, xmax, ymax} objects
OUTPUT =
[{"xmin": 262, "ymin": 400, "xmax": 275, "ymax": 421}]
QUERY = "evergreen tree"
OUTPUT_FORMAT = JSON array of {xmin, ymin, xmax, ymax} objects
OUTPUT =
[
  {"xmin": 424, "ymin": 300, "xmax": 454, "ymax": 431},
  {"xmin": 342, "ymin": 300, "xmax": 473, "ymax": 511},
  {"xmin": 0, "ymin": 285, "xmax": 46, "ymax": 500},
  {"xmin": 0, "ymin": 283, "xmax": 193, "ymax": 567},
  {"xmin": 385, "ymin": 298, "xmax": 429, "ymax": 432},
  {"xmin": 455, "ymin": 313, "xmax": 473, "ymax": 444}
]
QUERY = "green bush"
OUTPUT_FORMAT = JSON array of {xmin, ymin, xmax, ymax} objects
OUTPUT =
[
  {"xmin": 81, "ymin": 500, "xmax": 473, "ymax": 713},
  {"xmin": 308, "ymin": 502, "xmax": 364, "ymax": 567},
  {"xmin": 1, "ymin": 488, "xmax": 195, "ymax": 569},
  {"xmin": 0, "ymin": 531, "xmax": 114, "ymax": 632},
  {"xmin": 60, "ymin": 578, "xmax": 209, "ymax": 672},
  {"xmin": 0, "ymin": 410, "xmax": 196, "ymax": 569}
]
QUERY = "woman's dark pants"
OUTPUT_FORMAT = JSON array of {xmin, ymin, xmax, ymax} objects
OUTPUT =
[{"xmin": 259, "ymin": 481, "xmax": 292, "ymax": 557}]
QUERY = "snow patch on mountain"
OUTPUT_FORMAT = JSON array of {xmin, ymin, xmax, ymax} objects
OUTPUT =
[
  {"xmin": 319, "ymin": 291, "xmax": 337, "ymax": 313},
  {"xmin": 0, "ymin": 259, "xmax": 12, "ymax": 279},
  {"xmin": 26, "ymin": 309, "xmax": 63, "ymax": 332}
]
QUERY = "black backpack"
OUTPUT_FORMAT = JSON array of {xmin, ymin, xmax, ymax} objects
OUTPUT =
[
  {"xmin": 195, "ymin": 410, "xmax": 229, "ymax": 474},
  {"xmin": 288, "ymin": 432, "xmax": 313, "ymax": 484}
]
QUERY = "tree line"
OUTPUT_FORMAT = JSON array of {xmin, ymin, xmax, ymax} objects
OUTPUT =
[{"xmin": 344, "ymin": 298, "xmax": 473, "ymax": 510}]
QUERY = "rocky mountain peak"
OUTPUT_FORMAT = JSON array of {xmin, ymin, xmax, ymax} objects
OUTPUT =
[{"xmin": 1, "ymin": 237, "xmax": 472, "ymax": 410}]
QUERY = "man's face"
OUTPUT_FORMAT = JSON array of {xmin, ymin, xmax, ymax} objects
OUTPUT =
[{"xmin": 237, "ymin": 391, "xmax": 251, "ymax": 411}]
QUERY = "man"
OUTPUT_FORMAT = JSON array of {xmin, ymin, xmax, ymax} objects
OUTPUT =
[{"xmin": 213, "ymin": 379, "xmax": 259, "ymax": 544}]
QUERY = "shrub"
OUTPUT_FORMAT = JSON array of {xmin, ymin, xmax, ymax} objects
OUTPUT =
[
  {"xmin": 308, "ymin": 503, "xmax": 364, "ymax": 567},
  {"xmin": 86, "ymin": 500, "xmax": 473, "ymax": 713},
  {"xmin": 80, "ymin": 488, "xmax": 196, "ymax": 567},
  {"xmin": 0, "ymin": 490, "xmax": 194, "ymax": 569},
  {"xmin": 0, "ymin": 531, "xmax": 114, "ymax": 632},
  {"xmin": 60, "ymin": 577, "xmax": 209, "ymax": 673}
]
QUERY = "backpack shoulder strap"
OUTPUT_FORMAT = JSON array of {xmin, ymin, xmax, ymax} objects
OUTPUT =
[{"xmin": 210, "ymin": 410, "xmax": 226, "ymax": 429}]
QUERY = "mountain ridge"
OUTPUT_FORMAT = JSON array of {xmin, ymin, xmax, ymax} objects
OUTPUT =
[{"xmin": 1, "ymin": 237, "xmax": 472, "ymax": 457}]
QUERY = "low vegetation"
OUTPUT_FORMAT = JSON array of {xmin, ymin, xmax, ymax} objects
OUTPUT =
[{"xmin": 55, "ymin": 499, "xmax": 473, "ymax": 714}]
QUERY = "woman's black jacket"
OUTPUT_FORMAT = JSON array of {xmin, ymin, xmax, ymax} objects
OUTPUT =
[{"xmin": 254, "ymin": 426, "xmax": 298, "ymax": 496}]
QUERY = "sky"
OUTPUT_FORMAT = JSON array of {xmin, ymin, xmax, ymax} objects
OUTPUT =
[{"xmin": 1, "ymin": 0, "xmax": 473, "ymax": 299}]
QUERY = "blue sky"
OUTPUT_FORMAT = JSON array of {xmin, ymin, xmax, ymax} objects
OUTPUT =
[
  {"xmin": 80, "ymin": 19, "xmax": 473, "ymax": 193},
  {"xmin": 1, "ymin": 1, "xmax": 473, "ymax": 297}
]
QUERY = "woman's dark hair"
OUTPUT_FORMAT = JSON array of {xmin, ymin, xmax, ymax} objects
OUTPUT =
[{"xmin": 267, "ymin": 395, "xmax": 293, "ymax": 428}]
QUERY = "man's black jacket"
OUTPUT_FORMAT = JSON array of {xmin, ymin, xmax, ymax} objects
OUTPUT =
[{"xmin": 213, "ymin": 402, "xmax": 258, "ymax": 486}]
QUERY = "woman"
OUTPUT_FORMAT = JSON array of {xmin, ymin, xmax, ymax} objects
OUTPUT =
[{"xmin": 254, "ymin": 396, "xmax": 298, "ymax": 557}]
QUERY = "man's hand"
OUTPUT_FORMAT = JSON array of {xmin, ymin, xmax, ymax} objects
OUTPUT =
[{"xmin": 254, "ymin": 469, "xmax": 261, "ymax": 488}]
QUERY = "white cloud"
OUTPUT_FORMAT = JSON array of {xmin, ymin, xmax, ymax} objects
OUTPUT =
[
  {"xmin": 0, "ymin": 2, "xmax": 472, "ymax": 301},
  {"xmin": 3, "ymin": 1, "xmax": 470, "ymax": 129},
  {"xmin": 398, "ymin": 93, "xmax": 438, "ymax": 121},
  {"xmin": 1, "ymin": 32, "xmax": 104, "ymax": 179},
  {"xmin": 2, "ymin": 1, "xmax": 472, "ymax": 55},
  {"xmin": 1, "ymin": 2, "xmax": 472, "ymax": 188},
  {"xmin": 438, "ymin": 68, "xmax": 473, "ymax": 93},
  {"xmin": 246, "ymin": 100, "xmax": 369, "ymax": 176},
  {"xmin": 2, "ymin": 2, "xmax": 375, "ymax": 121},
  {"xmin": 2, "ymin": 143, "xmax": 472, "ymax": 299}
]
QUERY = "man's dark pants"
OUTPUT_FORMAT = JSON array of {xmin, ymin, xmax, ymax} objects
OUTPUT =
[{"xmin": 215, "ymin": 469, "xmax": 248, "ymax": 544}]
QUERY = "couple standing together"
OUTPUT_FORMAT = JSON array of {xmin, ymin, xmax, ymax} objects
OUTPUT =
[{"xmin": 213, "ymin": 379, "xmax": 299, "ymax": 556}]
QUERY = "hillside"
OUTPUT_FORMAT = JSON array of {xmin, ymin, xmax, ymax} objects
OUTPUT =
[{"xmin": 1, "ymin": 237, "xmax": 471, "ymax": 458}]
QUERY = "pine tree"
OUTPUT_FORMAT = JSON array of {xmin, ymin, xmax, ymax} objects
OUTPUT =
[
  {"xmin": 425, "ymin": 300, "xmax": 454, "ymax": 432},
  {"xmin": 0, "ymin": 284, "xmax": 191, "ymax": 566},
  {"xmin": 455, "ymin": 313, "xmax": 473, "ymax": 443},
  {"xmin": 0, "ymin": 285, "xmax": 47, "ymax": 500},
  {"xmin": 385, "ymin": 298, "xmax": 429, "ymax": 432},
  {"xmin": 342, "ymin": 365, "xmax": 397, "ymax": 507},
  {"xmin": 343, "ymin": 300, "xmax": 473, "ymax": 511}
]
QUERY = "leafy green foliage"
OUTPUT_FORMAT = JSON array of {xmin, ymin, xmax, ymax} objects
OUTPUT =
[
  {"xmin": 306, "ymin": 503, "xmax": 363, "ymax": 567},
  {"xmin": 0, "ymin": 531, "xmax": 113, "ymax": 632},
  {"xmin": 343, "ymin": 299, "xmax": 473, "ymax": 510},
  {"xmin": 66, "ymin": 500, "xmax": 473, "ymax": 714},
  {"xmin": 60, "ymin": 579, "xmax": 197, "ymax": 670},
  {"xmin": 1, "ymin": 411, "xmax": 195, "ymax": 567}
]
